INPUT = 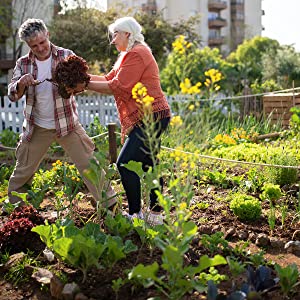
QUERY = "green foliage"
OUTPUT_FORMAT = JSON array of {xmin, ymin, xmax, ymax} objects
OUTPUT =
[
  {"xmin": 104, "ymin": 214, "xmax": 132, "ymax": 239},
  {"xmin": 250, "ymin": 79, "xmax": 282, "ymax": 94},
  {"xmin": 161, "ymin": 40, "xmax": 229, "ymax": 95},
  {"xmin": 210, "ymin": 143, "xmax": 300, "ymax": 169},
  {"xmin": 0, "ymin": 129, "xmax": 19, "ymax": 147},
  {"xmin": 275, "ymin": 263, "xmax": 299, "ymax": 296},
  {"xmin": 229, "ymin": 193, "xmax": 261, "ymax": 221},
  {"xmin": 290, "ymin": 107, "xmax": 300, "ymax": 136},
  {"xmin": 128, "ymin": 254, "xmax": 227, "ymax": 300},
  {"xmin": 201, "ymin": 232, "xmax": 229, "ymax": 255},
  {"xmin": 32, "ymin": 219, "xmax": 137, "ymax": 282},
  {"xmin": 0, "ymin": 163, "xmax": 13, "ymax": 184},
  {"xmin": 227, "ymin": 36, "xmax": 280, "ymax": 86},
  {"xmin": 227, "ymin": 257, "xmax": 245, "ymax": 279},
  {"xmin": 4, "ymin": 251, "xmax": 40, "ymax": 286},
  {"xmin": 262, "ymin": 45, "xmax": 300, "ymax": 88},
  {"xmin": 264, "ymin": 154, "xmax": 298, "ymax": 186},
  {"xmin": 260, "ymin": 183, "xmax": 282, "ymax": 202},
  {"xmin": 50, "ymin": 7, "xmax": 200, "ymax": 70}
]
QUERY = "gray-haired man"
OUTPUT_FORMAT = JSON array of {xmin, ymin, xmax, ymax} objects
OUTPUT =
[{"xmin": 7, "ymin": 18, "xmax": 116, "ymax": 209}]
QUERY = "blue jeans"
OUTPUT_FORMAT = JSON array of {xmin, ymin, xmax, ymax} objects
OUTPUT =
[{"xmin": 116, "ymin": 117, "xmax": 170, "ymax": 214}]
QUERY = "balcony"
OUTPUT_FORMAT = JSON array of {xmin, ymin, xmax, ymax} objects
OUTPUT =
[
  {"xmin": 208, "ymin": 36, "xmax": 225, "ymax": 46},
  {"xmin": 208, "ymin": 0, "xmax": 227, "ymax": 11},
  {"xmin": 208, "ymin": 18, "xmax": 227, "ymax": 28}
]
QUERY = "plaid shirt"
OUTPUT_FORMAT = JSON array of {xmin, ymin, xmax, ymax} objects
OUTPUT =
[{"xmin": 8, "ymin": 44, "xmax": 79, "ymax": 142}]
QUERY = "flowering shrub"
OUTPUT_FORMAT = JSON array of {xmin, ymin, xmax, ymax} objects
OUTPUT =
[{"xmin": 32, "ymin": 160, "xmax": 83, "ymax": 192}]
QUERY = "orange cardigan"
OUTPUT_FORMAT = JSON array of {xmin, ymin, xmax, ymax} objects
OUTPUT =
[{"xmin": 105, "ymin": 44, "xmax": 171, "ymax": 142}]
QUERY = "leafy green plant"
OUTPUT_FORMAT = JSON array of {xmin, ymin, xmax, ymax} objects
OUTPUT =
[
  {"xmin": 129, "ymin": 254, "xmax": 227, "ymax": 300},
  {"xmin": 275, "ymin": 263, "xmax": 299, "ymax": 296},
  {"xmin": 0, "ymin": 163, "xmax": 13, "ymax": 184},
  {"xmin": 32, "ymin": 219, "xmax": 137, "ymax": 282},
  {"xmin": 83, "ymin": 151, "xmax": 118, "ymax": 212},
  {"xmin": 0, "ymin": 250, "xmax": 10, "ymax": 265},
  {"xmin": 0, "ymin": 129, "xmax": 19, "ymax": 147},
  {"xmin": 246, "ymin": 250, "xmax": 266, "ymax": 268},
  {"xmin": 244, "ymin": 167, "xmax": 265, "ymax": 192},
  {"xmin": 104, "ymin": 213, "xmax": 132, "ymax": 239},
  {"xmin": 289, "ymin": 107, "xmax": 300, "ymax": 136},
  {"xmin": 226, "ymin": 257, "xmax": 245, "ymax": 288},
  {"xmin": 229, "ymin": 193, "xmax": 261, "ymax": 221},
  {"xmin": 32, "ymin": 219, "xmax": 105, "ymax": 282},
  {"xmin": 0, "ymin": 205, "xmax": 45, "ymax": 254},
  {"xmin": 201, "ymin": 232, "xmax": 229, "ymax": 255},
  {"xmin": 260, "ymin": 183, "xmax": 282, "ymax": 203},
  {"xmin": 265, "ymin": 154, "xmax": 298, "ymax": 186},
  {"xmin": 27, "ymin": 184, "xmax": 49, "ymax": 209}
]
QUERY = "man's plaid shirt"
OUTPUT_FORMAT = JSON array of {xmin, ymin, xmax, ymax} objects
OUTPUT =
[{"xmin": 8, "ymin": 44, "xmax": 79, "ymax": 142}]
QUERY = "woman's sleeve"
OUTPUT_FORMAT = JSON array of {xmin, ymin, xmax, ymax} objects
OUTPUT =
[
  {"xmin": 107, "ymin": 52, "xmax": 146, "ymax": 100},
  {"xmin": 105, "ymin": 69, "xmax": 116, "ymax": 81}
]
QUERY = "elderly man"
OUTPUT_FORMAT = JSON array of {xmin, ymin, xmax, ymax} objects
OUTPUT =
[{"xmin": 7, "ymin": 18, "xmax": 116, "ymax": 209}]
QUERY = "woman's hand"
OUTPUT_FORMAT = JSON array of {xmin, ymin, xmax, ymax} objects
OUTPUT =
[{"xmin": 65, "ymin": 82, "xmax": 87, "ymax": 95}]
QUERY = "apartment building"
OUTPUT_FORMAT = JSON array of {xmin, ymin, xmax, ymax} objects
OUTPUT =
[{"xmin": 107, "ymin": 0, "xmax": 263, "ymax": 55}]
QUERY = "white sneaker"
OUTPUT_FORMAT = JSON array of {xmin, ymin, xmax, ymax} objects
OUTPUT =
[
  {"xmin": 144, "ymin": 210, "xmax": 164, "ymax": 226},
  {"xmin": 123, "ymin": 210, "xmax": 144, "ymax": 222}
]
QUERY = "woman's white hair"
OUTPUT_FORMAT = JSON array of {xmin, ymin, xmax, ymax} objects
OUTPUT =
[{"xmin": 108, "ymin": 17, "xmax": 148, "ymax": 51}]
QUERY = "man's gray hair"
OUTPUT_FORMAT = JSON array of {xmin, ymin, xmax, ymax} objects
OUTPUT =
[{"xmin": 18, "ymin": 18, "xmax": 48, "ymax": 42}]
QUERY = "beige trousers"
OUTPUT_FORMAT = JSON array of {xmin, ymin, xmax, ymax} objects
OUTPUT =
[{"xmin": 8, "ymin": 124, "xmax": 116, "ymax": 208}]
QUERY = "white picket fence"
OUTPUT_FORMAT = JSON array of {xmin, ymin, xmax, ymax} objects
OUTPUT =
[
  {"xmin": 0, "ymin": 93, "xmax": 229, "ymax": 133},
  {"xmin": 0, "ymin": 95, "xmax": 121, "ymax": 133}
]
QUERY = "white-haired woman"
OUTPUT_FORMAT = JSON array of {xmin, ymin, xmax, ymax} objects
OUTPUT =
[{"xmin": 67, "ymin": 17, "xmax": 171, "ymax": 225}]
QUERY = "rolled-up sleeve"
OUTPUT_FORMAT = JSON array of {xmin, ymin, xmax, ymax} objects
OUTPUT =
[
  {"xmin": 106, "ymin": 52, "xmax": 145, "ymax": 101},
  {"xmin": 8, "ymin": 59, "xmax": 23, "ymax": 102}
]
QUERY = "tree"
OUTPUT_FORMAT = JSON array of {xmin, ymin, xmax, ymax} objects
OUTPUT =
[
  {"xmin": 262, "ymin": 45, "xmax": 300, "ymax": 88},
  {"xmin": 49, "ymin": 6, "xmax": 201, "ymax": 70},
  {"xmin": 50, "ymin": 7, "xmax": 119, "ymax": 71},
  {"xmin": 226, "ymin": 36, "xmax": 280, "ymax": 86}
]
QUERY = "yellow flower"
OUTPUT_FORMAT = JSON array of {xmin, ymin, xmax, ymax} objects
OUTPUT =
[
  {"xmin": 190, "ymin": 162, "xmax": 196, "ymax": 169},
  {"xmin": 188, "ymin": 104, "xmax": 195, "ymax": 111},
  {"xmin": 179, "ymin": 202, "xmax": 187, "ymax": 210},
  {"xmin": 142, "ymin": 95, "xmax": 154, "ymax": 107},
  {"xmin": 170, "ymin": 115, "xmax": 183, "ymax": 127}
]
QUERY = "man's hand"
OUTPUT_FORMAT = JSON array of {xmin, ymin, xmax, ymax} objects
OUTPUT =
[{"xmin": 17, "ymin": 74, "xmax": 39, "ymax": 93}]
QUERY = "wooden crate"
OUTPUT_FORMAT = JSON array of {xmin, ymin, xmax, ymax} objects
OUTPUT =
[{"xmin": 263, "ymin": 93, "xmax": 300, "ymax": 126}]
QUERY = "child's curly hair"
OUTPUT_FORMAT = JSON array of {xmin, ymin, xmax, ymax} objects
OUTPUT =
[{"xmin": 54, "ymin": 55, "xmax": 91, "ymax": 98}]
